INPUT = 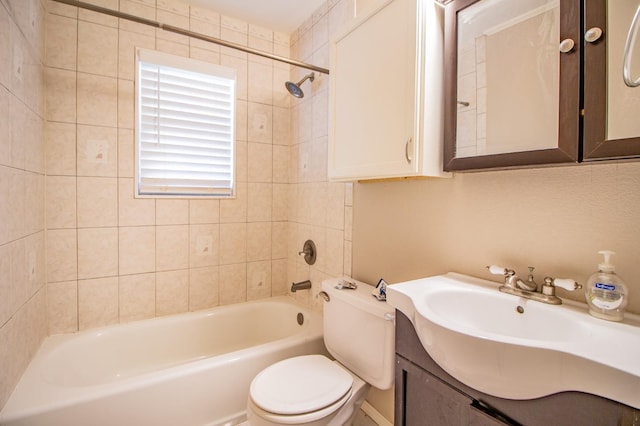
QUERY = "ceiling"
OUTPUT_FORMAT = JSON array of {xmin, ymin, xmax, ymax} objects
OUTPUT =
[{"xmin": 184, "ymin": 0, "xmax": 328, "ymax": 34}]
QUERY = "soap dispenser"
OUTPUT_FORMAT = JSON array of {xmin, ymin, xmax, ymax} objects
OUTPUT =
[{"xmin": 585, "ymin": 250, "xmax": 628, "ymax": 321}]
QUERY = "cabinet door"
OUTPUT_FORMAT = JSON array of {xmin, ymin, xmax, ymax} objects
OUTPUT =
[
  {"xmin": 583, "ymin": 0, "xmax": 640, "ymax": 160},
  {"xmin": 396, "ymin": 356, "xmax": 470, "ymax": 426},
  {"xmin": 396, "ymin": 356, "xmax": 511, "ymax": 426},
  {"xmin": 443, "ymin": 0, "xmax": 581, "ymax": 171},
  {"xmin": 329, "ymin": 0, "xmax": 419, "ymax": 180}
]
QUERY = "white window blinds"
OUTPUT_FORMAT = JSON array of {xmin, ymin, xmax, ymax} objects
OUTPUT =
[{"xmin": 136, "ymin": 49, "xmax": 236, "ymax": 197}]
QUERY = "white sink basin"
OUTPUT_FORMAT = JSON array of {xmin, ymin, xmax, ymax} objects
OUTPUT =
[{"xmin": 387, "ymin": 272, "xmax": 640, "ymax": 409}]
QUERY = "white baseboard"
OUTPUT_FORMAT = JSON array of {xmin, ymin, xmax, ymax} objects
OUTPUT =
[{"xmin": 361, "ymin": 401, "xmax": 393, "ymax": 426}]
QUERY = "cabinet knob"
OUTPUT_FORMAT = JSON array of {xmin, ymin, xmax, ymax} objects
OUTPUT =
[
  {"xmin": 585, "ymin": 27, "xmax": 603, "ymax": 43},
  {"xmin": 559, "ymin": 38, "xmax": 575, "ymax": 53},
  {"xmin": 405, "ymin": 138, "xmax": 413, "ymax": 163}
]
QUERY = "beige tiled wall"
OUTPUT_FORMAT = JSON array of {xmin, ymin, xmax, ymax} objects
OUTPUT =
[
  {"xmin": 0, "ymin": 0, "xmax": 358, "ymax": 413},
  {"xmin": 44, "ymin": 0, "xmax": 298, "ymax": 334},
  {"xmin": 43, "ymin": 0, "xmax": 356, "ymax": 334},
  {"xmin": 0, "ymin": 0, "xmax": 47, "ymax": 410},
  {"xmin": 286, "ymin": 0, "xmax": 356, "ymax": 310}
]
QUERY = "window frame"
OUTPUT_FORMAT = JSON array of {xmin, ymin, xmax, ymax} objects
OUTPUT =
[{"xmin": 135, "ymin": 48, "xmax": 237, "ymax": 199}]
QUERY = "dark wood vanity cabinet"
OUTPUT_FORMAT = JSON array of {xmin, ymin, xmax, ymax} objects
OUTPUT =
[
  {"xmin": 394, "ymin": 311, "xmax": 639, "ymax": 426},
  {"xmin": 396, "ymin": 356, "xmax": 509, "ymax": 425}
]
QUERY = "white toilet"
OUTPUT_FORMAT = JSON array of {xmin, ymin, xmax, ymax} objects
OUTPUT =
[{"xmin": 247, "ymin": 278, "xmax": 395, "ymax": 426}]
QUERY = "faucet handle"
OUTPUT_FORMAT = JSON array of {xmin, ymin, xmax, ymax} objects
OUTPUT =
[
  {"xmin": 298, "ymin": 240, "xmax": 316, "ymax": 265},
  {"xmin": 551, "ymin": 277, "xmax": 582, "ymax": 291},
  {"xmin": 487, "ymin": 265, "xmax": 509, "ymax": 275},
  {"xmin": 543, "ymin": 277, "xmax": 582, "ymax": 294},
  {"xmin": 526, "ymin": 266, "xmax": 536, "ymax": 282}
]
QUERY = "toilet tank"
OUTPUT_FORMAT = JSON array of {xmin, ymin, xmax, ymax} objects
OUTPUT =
[{"xmin": 321, "ymin": 278, "xmax": 395, "ymax": 390}]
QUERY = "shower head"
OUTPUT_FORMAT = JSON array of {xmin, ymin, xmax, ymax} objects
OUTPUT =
[{"xmin": 285, "ymin": 72, "xmax": 315, "ymax": 98}]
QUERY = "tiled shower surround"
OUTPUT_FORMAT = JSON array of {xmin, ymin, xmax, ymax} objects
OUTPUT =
[
  {"xmin": 1, "ymin": 0, "xmax": 355, "ymax": 409},
  {"xmin": 0, "ymin": 0, "xmax": 48, "ymax": 411}
]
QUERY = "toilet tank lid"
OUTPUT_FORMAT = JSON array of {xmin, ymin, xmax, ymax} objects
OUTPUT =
[
  {"xmin": 250, "ymin": 355, "xmax": 353, "ymax": 415},
  {"xmin": 322, "ymin": 278, "xmax": 394, "ymax": 318}
]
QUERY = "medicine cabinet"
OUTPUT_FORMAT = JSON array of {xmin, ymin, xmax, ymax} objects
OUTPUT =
[
  {"xmin": 443, "ymin": 0, "xmax": 640, "ymax": 171},
  {"xmin": 328, "ymin": 0, "xmax": 450, "ymax": 181}
]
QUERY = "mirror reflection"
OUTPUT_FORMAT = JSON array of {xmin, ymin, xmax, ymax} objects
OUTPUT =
[
  {"xmin": 455, "ymin": 0, "xmax": 560, "ymax": 158},
  {"xmin": 608, "ymin": 1, "xmax": 640, "ymax": 141}
]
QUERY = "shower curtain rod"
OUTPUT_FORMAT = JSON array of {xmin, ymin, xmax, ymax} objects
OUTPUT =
[{"xmin": 52, "ymin": 0, "xmax": 331, "ymax": 75}]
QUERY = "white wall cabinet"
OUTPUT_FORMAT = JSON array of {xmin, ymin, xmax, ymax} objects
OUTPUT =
[{"xmin": 328, "ymin": 0, "xmax": 449, "ymax": 181}]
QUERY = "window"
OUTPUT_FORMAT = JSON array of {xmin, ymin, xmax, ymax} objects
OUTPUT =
[{"xmin": 136, "ymin": 49, "xmax": 236, "ymax": 197}]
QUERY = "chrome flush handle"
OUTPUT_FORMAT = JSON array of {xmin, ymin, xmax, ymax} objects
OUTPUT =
[{"xmin": 317, "ymin": 291, "xmax": 330, "ymax": 302}]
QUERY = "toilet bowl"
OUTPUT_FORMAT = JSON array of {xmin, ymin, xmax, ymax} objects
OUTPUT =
[
  {"xmin": 247, "ymin": 355, "xmax": 369, "ymax": 426},
  {"xmin": 247, "ymin": 278, "xmax": 395, "ymax": 426}
]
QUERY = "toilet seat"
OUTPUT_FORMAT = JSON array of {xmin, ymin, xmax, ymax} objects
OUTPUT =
[
  {"xmin": 248, "ymin": 388, "xmax": 352, "ymax": 425},
  {"xmin": 250, "ymin": 355, "xmax": 353, "ymax": 417}
]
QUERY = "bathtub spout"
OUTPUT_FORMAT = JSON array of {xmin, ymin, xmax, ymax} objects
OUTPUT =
[{"xmin": 291, "ymin": 280, "xmax": 312, "ymax": 292}]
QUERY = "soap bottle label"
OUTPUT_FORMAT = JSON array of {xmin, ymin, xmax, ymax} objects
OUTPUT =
[
  {"xmin": 595, "ymin": 283, "xmax": 615, "ymax": 291},
  {"xmin": 591, "ymin": 282, "xmax": 623, "ymax": 310}
]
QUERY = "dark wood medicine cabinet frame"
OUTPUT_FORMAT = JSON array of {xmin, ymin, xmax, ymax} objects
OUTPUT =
[{"xmin": 443, "ymin": 0, "xmax": 640, "ymax": 171}]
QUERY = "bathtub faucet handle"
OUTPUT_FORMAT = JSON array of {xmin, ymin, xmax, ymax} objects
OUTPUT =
[{"xmin": 298, "ymin": 240, "xmax": 316, "ymax": 265}]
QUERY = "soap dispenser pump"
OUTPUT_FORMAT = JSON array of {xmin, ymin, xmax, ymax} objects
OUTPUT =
[{"xmin": 585, "ymin": 250, "xmax": 628, "ymax": 321}]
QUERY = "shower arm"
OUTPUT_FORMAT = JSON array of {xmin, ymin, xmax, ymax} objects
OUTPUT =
[
  {"xmin": 52, "ymin": 0, "xmax": 330, "ymax": 75},
  {"xmin": 295, "ymin": 73, "xmax": 315, "ymax": 86}
]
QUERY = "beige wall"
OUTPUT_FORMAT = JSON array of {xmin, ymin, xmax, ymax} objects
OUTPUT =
[
  {"xmin": 354, "ymin": 162, "xmax": 640, "ymax": 313},
  {"xmin": 0, "ymin": 0, "xmax": 47, "ymax": 410}
]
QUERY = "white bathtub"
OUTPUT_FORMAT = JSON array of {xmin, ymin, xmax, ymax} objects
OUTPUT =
[{"xmin": 0, "ymin": 296, "xmax": 326, "ymax": 426}]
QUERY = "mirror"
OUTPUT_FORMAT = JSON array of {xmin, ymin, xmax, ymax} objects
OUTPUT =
[
  {"xmin": 456, "ymin": 0, "xmax": 559, "ymax": 157},
  {"xmin": 444, "ymin": 0, "xmax": 580, "ymax": 170},
  {"xmin": 582, "ymin": 0, "xmax": 640, "ymax": 160},
  {"xmin": 607, "ymin": 0, "xmax": 640, "ymax": 141}
]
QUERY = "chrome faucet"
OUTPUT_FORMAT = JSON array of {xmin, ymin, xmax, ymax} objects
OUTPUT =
[
  {"xmin": 487, "ymin": 265, "xmax": 582, "ymax": 305},
  {"xmin": 291, "ymin": 280, "xmax": 312, "ymax": 292},
  {"xmin": 488, "ymin": 265, "xmax": 537, "ymax": 292}
]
